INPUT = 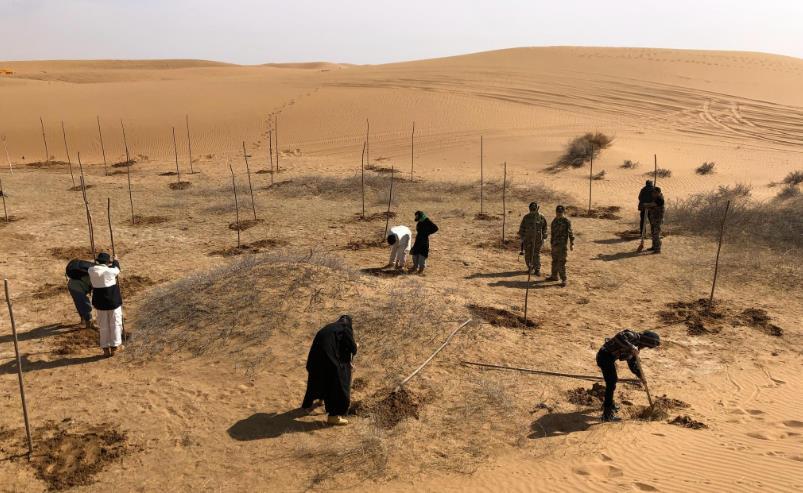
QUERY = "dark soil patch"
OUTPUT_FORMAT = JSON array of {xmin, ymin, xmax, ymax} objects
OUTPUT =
[
  {"xmin": 658, "ymin": 299, "xmax": 783, "ymax": 337},
  {"xmin": 31, "ymin": 282, "xmax": 66, "ymax": 300},
  {"xmin": 566, "ymin": 205, "xmax": 622, "ymax": 220},
  {"xmin": 29, "ymin": 420, "xmax": 133, "ymax": 491},
  {"xmin": 352, "ymin": 377, "xmax": 368, "ymax": 391},
  {"xmin": 208, "ymin": 238, "xmax": 286, "ymax": 257},
  {"xmin": 360, "ymin": 267, "xmax": 407, "ymax": 278},
  {"xmin": 122, "ymin": 275, "xmax": 156, "ymax": 297},
  {"xmin": 739, "ymin": 308, "xmax": 783, "ymax": 337},
  {"xmin": 168, "ymin": 181, "xmax": 191, "ymax": 190},
  {"xmin": 112, "ymin": 160, "xmax": 136, "ymax": 168},
  {"xmin": 108, "ymin": 169, "xmax": 130, "ymax": 176},
  {"xmin": 632, "ymin": 395, "xmax": 690, "ymax": 421},
  {"xmin": 351, "ymin": 211, "xmax": 397, "ymax": 222},
  {"xmin": 159, "ymin": 171, "xmax": 178, "ymax": 176},
  {"xmin": 25, "ymin": 160, "xmax": 71, "ymax": 169},
  {"xmin": 49, "ymin": 246, "xmax": 93, "ymax": 260},
  {"xmin": 474, "ymin": 212, "xmax": 499, "ymax": 221},
  {"xmin": 467, "ymin": 304, "xmax": 537, "ymax": 328},
  {"xmin": 132, "ymin": 215, "xmax": 170, "ymax": 225},
  {"xmin": 53, "ymin": 325, "xmax": 98, "ymax": 355},
  {"xmin": 344, "ymin": 238, "xmax": 386, "ymax": 251},
  {"xmin": 566, "ymin": 383, "xmax": 606, "ymax": 406},
  {"xmin": 352, "ymin": 388, "xmax": 421, "ymax": 429},
  {"xmin": 0, "ymin": 215, "xmax": 23, "ymax": 227},
  {"xmin": 365, "ymin": 164, "xmax": 395, "ymax": 174},
  {"xmin": 669, "ymin": 415, "xmax": 707, "ymax": 429},
  {"xmin": 615, "ymin": 229, "xmax": 643, "ymax": 240},
  {"xmin": 477, "ymin": 238, "xmax": 521, "ymax": 252},
  {"xmin": 228, "ymin": 218, "xmax": 264, "ymax": 231},
  {"xmin": 68, "ymin": 184, "xmax": 95, "ymax": 192},
  {"xmin": 264, "ymin": 180, "xmax": 293, "ymax": 189}
]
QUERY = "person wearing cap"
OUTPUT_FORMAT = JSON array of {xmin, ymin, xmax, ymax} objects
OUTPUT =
[
  {"xmin": 386, "ymin": 225, "xmax": 412, "ymax": 270},
  {"xmin": 301, "ymin": 315, "xmax": 358, "ymax": 426},
  {"xmin": 638, "ymin": 180, "xmax": 654, "ymax": 236},
  {"xmin": 643, "ymin": 187, "xmax": 665, "ymax": 253},
  {"xmin": 518, "ymin": 202, "xmax": 548, "ymax": 276},
  {"xmin": 410, "ymin": 211, "xmax": 439, "ymax": 275},
  {"xmin": 88, "ymin": 252, "xmax": 124, "ymax": 357},
  {"xmin": 546, "ymin": 205, "xmax": 574, "ymax": 286},
  {"xmin": 596, "ymin": 329, "xmax": 661, "ymax": 422}
]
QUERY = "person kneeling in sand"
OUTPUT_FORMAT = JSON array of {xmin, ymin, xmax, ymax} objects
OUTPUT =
[
  {"xmin": 386, "ymin": 225, "xmax": 412, "ymax": 270},
  {"xmin": 88, "ymin": 252, "xmax": 124, "ymax": 357},
  {"xmin": 301, "ymin": 315, "xmax": 358, "ymax": 426},
  {"xmin": 596, "ymin": 329, "xmax": 660, "ymax": 422}
]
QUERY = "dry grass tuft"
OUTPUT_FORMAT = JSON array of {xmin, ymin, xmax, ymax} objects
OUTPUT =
[
  {"xmin": 467, "ymin": 304, "xmax": 536, "ymax": 328},
  {"xmin": 776, "ymin": 184, "xmax": 801, "ymax": 200},
  {"xmin": 592, "ymin": 170, "xmax": 606, "ymax": 180},
  {"xmin": 621, "ymin": 159, "xmax": 639, "ymax": 169},
  {"xmin": 552, "ymin": 132, "xmax": 613, "ymax": 169},
  {"xmin": 566, "ymin": 205, "xmax": 621, "ymax": 220},
  {"xmin": 648, "ymin": 168, "xmax": 672, "ymax": 178},
  {"xmin": 132, "ymin": 215, "xmax": 170, "ymax": 225},
  {"xmin": 168, "ymin": 181, "xmax": 192, "ymax": 190},
  {"xmin": 696, "ymin": 162, "xmax": 716, "ymax": 175},
  {"xmin": 782, "ymin": 170, "xmax": 803, "ymax": 186}
]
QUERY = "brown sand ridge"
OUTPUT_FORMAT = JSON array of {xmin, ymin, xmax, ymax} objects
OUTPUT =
[{"xmin": 1, "ymin": 47, "xmax": 802, "ymax": 491}]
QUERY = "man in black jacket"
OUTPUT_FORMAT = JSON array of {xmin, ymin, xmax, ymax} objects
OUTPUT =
[
  {"xmin": 410, "ymin": 211, "xmax": 439, "ymax": 275},
  {"xmin": 638, "ymin": 180, "xmax": 654, "ymax": 236},
  {"xmin": 302, "ymin": 315, "xmax": 358, "ymax": 426},
  {"xmin": 596, "ymin": 329, "xmax": 660, "ymax": 422},
  {"xmin": 88, "ymin": 252, "xmax": 123, "ymax": 357}
]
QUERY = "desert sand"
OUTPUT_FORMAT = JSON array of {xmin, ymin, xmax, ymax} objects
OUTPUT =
[{"xmin": 0, "ymin": 47, "xmax": 801, "ymax": 492}]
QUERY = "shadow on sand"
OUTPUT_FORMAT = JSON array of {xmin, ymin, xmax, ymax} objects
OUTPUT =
[
  {"xmin": 592, "ymin": 251, "xmax": 647, "ymax": 262},
  {"xmin": 0, "ymin": 323, "xmax": 75, "ymax": 345},
  {"xmin": 488, "ymin": 279, "xmax": 561, "ymax": 290},
  {"xmin": 0, "ymin": 354, "xmax": 105, "ymax": 375},
  {"xmin": 465, "ymin": 270, "xmax": 523, "ymax": 280},
  {"xmin": 228, "ymin": 408, "xmax": 326, "ymax": 441},
  {"xmin": 528, "ymin": 411, "xmax": 598, "ymax": 439}
]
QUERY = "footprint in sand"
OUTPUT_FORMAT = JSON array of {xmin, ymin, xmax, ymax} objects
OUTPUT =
[
  {"xmin": 783, "ymin": 420, "xmax": 803, "ymax": 428},
  {"xmin": 746, "ymin": 409, "xmax": 765, "ymax": 416},
  {"xmin": 747, "ymin": 432, "xmax": 770, "ymax": 440},
  {"xmin": 634, "ymin": 482, "xmax": 659, "ymax": 491}
]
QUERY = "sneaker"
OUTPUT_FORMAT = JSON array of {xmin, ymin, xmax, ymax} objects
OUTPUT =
[
  {"xmin": 327, "ymin": 415, "xmax": 349, "ymax": 426},
  {"xmin": 84, "ymin": 318, "xmax": 92, "ymax": 331}
]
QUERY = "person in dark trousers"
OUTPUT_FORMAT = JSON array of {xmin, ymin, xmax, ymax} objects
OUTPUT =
[
  {"xmin": 638, "ymin": 180, "xmax": 655, "ymax": 236},
  {"xmin": 410, "ymin": 211, "xmax": 439, "ymax": 275},
  {"xmin": 644, "ymin": 187, "xmax": 665, "ymax": 253},
  {"xmin": 88, "ymin": 252, "xmax": 123, "ymax": 357},
  {"xmin": 301, "ymin": 315, "xmax": 358, "ymax": 426},
  {"xmin": 66, "ymin": 259, "xmax": 94, "ymax": 330},
  {"xmin": 596, "ymin": 329, "xmax": 661, "ymax": 422}
]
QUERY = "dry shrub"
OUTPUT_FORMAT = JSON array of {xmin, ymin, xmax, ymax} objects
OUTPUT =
[
  {"xmin": 566, "ymin": 205, "xmax": 621, "ymax": 220},
  {"xmin": 669, "ymin": 415, "xmax": 707, "ymax": 429},
  {"xmin": 592, "ymin": 170, "xmax": 606, "ymax": 180},
  {"xmin": 648, "ymin": 168, "xmax": 672, "ymax": 178},
  {"xmin": 782, "ymin": 170, "xmax": 803, "ymax": 186},
  {"xmin": 621, "ymin": 159, "xmax": 639, "ymax": 169},
  {"xmin": 168, "ymin": 181, "xmax": 191, "ymax": 190},
  {"xmin": 776, "ymin": 184, "xmax": 800, "ymax": 200},
  {"xmin": 696, "ymin": 162, "xmax": 716, "ymax": 175},
  {"xmin": 553, "ymin": 132, "xmax": 613, "ymax": 169}
]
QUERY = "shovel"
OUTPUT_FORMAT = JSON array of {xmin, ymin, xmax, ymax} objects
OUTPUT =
[{"xmin": 635, "ymin": 353, "xmax": 653, "ymax": 408}]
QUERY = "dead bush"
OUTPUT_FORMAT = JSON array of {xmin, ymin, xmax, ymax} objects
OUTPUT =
[
  {"xmin": 621, "ymin": 159, "xmax": 639, "ymax": 169},
  {"xmin": 696, "ymin": 162, "xmax": 716, "ymax": 175},
  {"xmin": 776, "ymin": 184, "xmax": 800, "ymax": 200},
  {"xmin": 553, "ymin": 132, "xmax": 613, "ymax": 169},
  {"xmin": 592, "ymin": 170, "xmax": 606, "ymax": 180},
  {"xmin": 648, "ymin": 168, "xmax": 672, "ymax": 178},
  {"xmin": 782, "ymin": 170, "xmax": 803, "ymax": 186}
]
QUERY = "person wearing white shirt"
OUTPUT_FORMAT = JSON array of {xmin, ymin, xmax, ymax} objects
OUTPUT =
[
  {"xmin": 386, "ymin": 225, "xmax": 412, "ymax": 269},
  {"xmin": 88, "ymin": 252, "xmax": 124, "ymax": 357}
]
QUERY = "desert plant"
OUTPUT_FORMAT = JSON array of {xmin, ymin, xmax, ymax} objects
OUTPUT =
[
  {"xmin": 646, "ymin": 168, "xmax": 672, "ymax": 178},
  {"xmin": 782, "ymin": 170, "xmax": 803, "ymax": 186},
  {"xmin": 696, "ymin": 162, "xmax": 716, "ymax": 175},
  {"xmin": 621, "ymin": 159, "xmax": 639, "ymax": 169},
  {"xmin": 776, "ymin": 184, "xmax": 801, "ymax": 200},
  {"xmin": 592, "ymin": 170, "xmax": 606, "ymax": 180},
  {"xmin": 553, "ymin": 132, "xmax": 613, "ymax": 169}
]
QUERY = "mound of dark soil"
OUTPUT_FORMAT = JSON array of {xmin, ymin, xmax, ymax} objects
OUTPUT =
[
  {"xmin": 566, "ymin": 383, "xmax": 606, "ymax": 406},
  {"xmin": 739, "ymin": 308, "xmax": 783, "ymax": 337},
  {"xmin": 344, "ymin": 238, "xmax": 386, "ymax": 251},
  {"xmin": 112, "ymin": 159, "xmax": 136, "ymax": 168},
  {"xmin": 68, "ymin": 184, "xmax": 95, "ymax": 192},
  {"xmin": 208, "ymin": 239, "xmax": 286, "ymax": 257},
  {"xmin": 0, "ymin": 215, "xmax": 23, "ymax": 227},
  {"xmin": 53, "ymin": 325, "xmax": 98, "ymax": 355},
  {"xmin": 49, "ymin": 246, "xmax": 93, "ymax": 260},
  {"xmin": 474, "ymin": 212, "xmax": 499, "ymax": 221},
  {"xmin": 351, "ymin": 211, "xmax": 396, "ymax": 222},
  {"xmin": 159, "ymin": 171, "xmax": 178, "ymax": 176},
  {"xmin": 30, "ymin": 421, "xmax": 133, "ymax": 491},
  {"xmin": 658, "ymin": 299, "xmax": 783, "ymax": 337},
  {"xmin": 632, "ymin": 395, "xmax": 690, "ymax": 421},
  {"xmin": 122, "ymin": 275, "xmax": 156, "ymax": 297},
  {"xmin": 353, "ymin": 388, "xmax": 420, "ymax": 429},
  {"xmin": 168, "ymin": 181, "xmax": 191, "ymax": 190},
  {"xmin": 467, "ymin": 304, "xmax": 537, "ymax": 328},
  {"xmin": 228, "ymin": 218, "xmax": 264, "ymax": 231},
  {"xmin": 360, "ymin": 267, "xmax": 407, "ymax": 278},
  {"xmin": 25, "ymin": 160, "xmax": 71, "ymax": 169},
  {"xmin": 669, "ymin": 415, "xmax": 707, "ymax": 429},
  {"xmin": 365, "ymin": 164, "xmax": 395, "ymax": 174},
  {"xmin": 132, "ymin": 215, "xmax": 170, "ymax": 225},
  {"xmin": 566, "ymin": 205, "xmax": 622, "ymax": 220}
]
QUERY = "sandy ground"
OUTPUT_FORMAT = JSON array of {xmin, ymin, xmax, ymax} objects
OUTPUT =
[{"xmin": 0, "ymin": 47, "xmax": 802, "ymax": 492}]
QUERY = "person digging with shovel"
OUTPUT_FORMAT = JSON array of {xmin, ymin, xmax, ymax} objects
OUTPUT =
[{"xmin": 596, "ymin": 329, "xmax": 660, "ymax": 422}]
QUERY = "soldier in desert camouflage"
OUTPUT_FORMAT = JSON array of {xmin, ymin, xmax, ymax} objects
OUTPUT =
[
  {"xmin": 518, "ymin": 202, "xmax": 548, "ymax": 276},
  {"xmin": 546, "ymin": 205, "xmax": 574, "ymax": 286}
]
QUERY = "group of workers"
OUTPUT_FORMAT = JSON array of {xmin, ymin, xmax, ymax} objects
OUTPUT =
[{"xmin": 386, "ymin": 210, "xmax": 439, "ymax": 274}]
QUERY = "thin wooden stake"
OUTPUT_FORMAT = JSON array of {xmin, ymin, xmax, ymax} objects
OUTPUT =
[
  {"xmin": 0, "ymin": 178, "xmax": 8, "ymax": 221},
  {"xmin": 268, "ymin": 117, "xmax": 274, "ymax": 186},
  {"xmin": 121, "ymin": 121, "xmax": 135, "ymax": 224},
  {"xmin": 61, "ymin": 121, "xmax": 76, "ymax": 187},
  {"xmin": 229, "ymin": 161, "xmax": 241, "ymax": 248},
  {"xmin": 107, "ymin": 198, "xmax": 116, "ymax": 258},
  {"xmin": 365, "ymin": 118, "xmax": 370, "ymax": 168},
  {"xmin": 410, "ymin": 121, "xmax": 415, "ymax": 182},
  {"xmin": 654, "ymin": 154, "xmax": 658, "ymax": 187},
  {"xmin": 4, "ymin": 279, "xmax": 33, "ymax": 460},
  {"xmin": 588, "ymin": 146, "xmax": 594, "ymax": 215},
  {"xmin": 78, "ymin": 153, "xmax": 96, "ymax": 256},
  {"xmin": 274, "ymin": 114, "xmax": 280, "ymax": 173},
  {"xmin": 39, "ymin": 116, "xmax": 49, "ymax": 163},
  {"xmin": 2, "ymin": 135, "xmax": 13, "ymax": 173},
  {"xmin": 97, "ymin": 116, "xmax": 108, "ymax": 176},
  {"xmin": 634, "ymin": 354, "xmax": 654, "ymax": 408},
  {"xmin": 185, "ymin": 114, "xmax": 194, "ymax": 174},
  {"xmin": 708, "ymin": 200, "xmax": 731, "ymax": 310},
  {"xmin": 171, "ymin": 127, "xmax": 181, "ymax": 184},
  {"xmin": 395, "ymin": 319, "xmax": 473, "ymax": 391},
  {"xmin": 360, "ymin": 141, "xmax": 366, "ymax": 218},
  {"xmin": 524, "ymin": 242, "xmax": 534, "ymax": 324},
  {"xmin": 480, "ymin": 136, "xmax": 484, "ymax": 215},
  {"xmin": 383, "ymin": 166, "xmax": 394, "ymax": 240},
  {"xmin": 243, "ymin": 141, "xmax": 258, "ymax": 220},
  {"xmin": 501, "ymin": 161, "xmax": 507, "ymax": 244}
]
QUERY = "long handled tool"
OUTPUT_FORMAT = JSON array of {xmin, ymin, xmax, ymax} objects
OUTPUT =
[
  {"xmin": 636, "ymin": 208, "xmax": 646, "ymax": 253},
  {"xmin": 394, "ymin": 319, "xmax": 472, "ymax": 392},
  {"xmin": 634, "ymin": 354, "xmax": 654, "ymax": 407},
  {"xmin": 462, "ymin": 361, "xmax": 641, "ymax": 384}
]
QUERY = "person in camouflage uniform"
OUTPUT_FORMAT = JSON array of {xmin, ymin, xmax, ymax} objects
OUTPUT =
[
  {"xmin": 644, "ymin": 187, "xmax": 665, "ymax": 254},
  {"xmin": 546, "ymin": 205, "xmax": 574, "ymax": 286},
  {"xmin": 518, "ymin": 202, "xmax": 548, "ymax": 275}
]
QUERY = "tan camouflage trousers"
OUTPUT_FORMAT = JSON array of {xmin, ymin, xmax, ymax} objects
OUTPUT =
[
  {"xmin": 551, "ymin": 246, "xmax": 568, "ymax": 281},
  {"xmin": 523, "ymin": 239, "xmax": 542, "ymax": 272}
]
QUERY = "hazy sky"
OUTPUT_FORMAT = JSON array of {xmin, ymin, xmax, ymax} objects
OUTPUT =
[{"xmin": 3, "ymin": 0, "xmax": 803, "ymax": 64}]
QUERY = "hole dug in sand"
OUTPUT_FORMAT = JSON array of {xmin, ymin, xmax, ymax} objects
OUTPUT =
[
  {"xmin": 350, "ymin": 211, "xmax": 397, "ymax": 222},
  {"xmin": 0, "ymin": 215, "xmax": 23, "ymax": 227},
  {"xmin": 467, "ymin": 304, "xmax": 537, "ymax": 328},
  {"xmin": 21, "ymin": 420, "xmax": 135, "ymax": 491},
  {"xmin": 208, "ymin": 238, "xmax": 286, "ymax": 257},
  {"xmin": 669, "ymin": 415, "xmax": 708, "ymax": 429},
  {"xmin": 659, "ymin": 299, "xmax": 783, "ymax": 337},
  {"xmin": 474, "ymin": 212, "xmax": 499, "ymax": 221},
  {"xmin": 132, "ymin": 214, "xmax": 170, "ymax": 225},
  {"xmin": 351, "ymin": 387, "xmax": 421, "ymax": 429},
  {"xmin": 168, "ymin": 181, "xmax": 192, "ymax": 190},
  {"xmin": 566, "ymin": 383, "xmax": 607, "ymax": 406},
  {"xmin": 631, "ymin": 395, "xmax": 690, "ymax": 421},
  {"xmin": 53, "ymin": 324, "xmax": 99, "ymax": 355},
  {"xmin": 68, "ymin": 184, "xmax": 95, "ymax": 192},
  {"xmin": 49, "ymin": 246, "xmax": 93, "ymax": 260}
]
